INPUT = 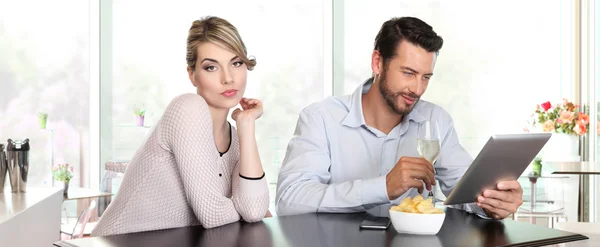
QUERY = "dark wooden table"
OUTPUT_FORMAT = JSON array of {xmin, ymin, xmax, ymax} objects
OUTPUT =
[{"xmin": 53, "ymin": 208, "xmax": 588, "ymax": 247}]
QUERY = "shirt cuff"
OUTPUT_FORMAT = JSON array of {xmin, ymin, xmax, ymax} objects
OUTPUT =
[
  {"xmin": 454, "ymin": 203, "xmax": 491, "ymax": 219},
  {"xmin": 359, "ymin": 176, "xmax": 391, "ymax": 205}
]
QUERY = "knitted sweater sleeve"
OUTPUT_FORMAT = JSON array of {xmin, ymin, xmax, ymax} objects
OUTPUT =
[
  {"xmin": 230, "ymin": 159, "xmax": 270, "ymax": 222},
  {"xmin": 158, "ymin": 94, "xmax": 240, "ymax": 228}
]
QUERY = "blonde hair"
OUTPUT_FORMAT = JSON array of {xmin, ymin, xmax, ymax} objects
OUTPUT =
[{"xmin": 186, "ymin": 16, "xmax": 256, "ymax": 70}]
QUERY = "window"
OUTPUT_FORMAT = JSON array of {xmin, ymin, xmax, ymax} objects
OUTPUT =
[{"xmin": 0, "ymin": 0, "xmax": 90, "ymax": 187}]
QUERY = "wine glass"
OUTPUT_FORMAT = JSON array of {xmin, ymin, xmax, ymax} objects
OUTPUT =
[{"xmin": 417, "ymin": 120, "xmax": 441, "ymax": 205}]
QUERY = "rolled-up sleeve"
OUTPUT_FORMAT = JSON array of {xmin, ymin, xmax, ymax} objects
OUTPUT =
[{"xmin": 276, "ymin": 109, "xmax": 390, "ymax": 216}]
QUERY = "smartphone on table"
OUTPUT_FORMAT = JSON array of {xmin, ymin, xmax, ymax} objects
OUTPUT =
[{"xmin": 359, "ymin": 215, "xmax": 391, "ymax": 230}]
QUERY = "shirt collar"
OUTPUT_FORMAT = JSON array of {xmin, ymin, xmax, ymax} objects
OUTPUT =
[
  {"xmin": 341, "ymin": 78, "xmax": 427, "ymax": 129},
  {"xmin": 340, "ymin": 78, "xmax": 371, "ymax": 128}
]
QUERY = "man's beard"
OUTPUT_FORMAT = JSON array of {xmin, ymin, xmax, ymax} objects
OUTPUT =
[{"xmin": 378, "ymin": 69, "xmax": 420, "ymax": 116}]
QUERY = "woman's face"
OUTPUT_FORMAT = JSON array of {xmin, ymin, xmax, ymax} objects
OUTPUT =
[{"xmin": 187, "ymin": 42, "xmax": 247, "ymax": 109}]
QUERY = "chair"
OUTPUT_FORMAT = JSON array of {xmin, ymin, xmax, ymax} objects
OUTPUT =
[
  {"xmin": 60, "ymin": 200, "xmax": 97, "ymax": 239},
  {"xmin": 61, "ymin": 207, "xmax": 69, "ymax": 224},
  {"xmin": 98, "ymin": 161, "xmax": 127, "ymax": 217},
  {"xmin": 513, "ymin": 174, "xmax": 568, "ymax": 228}
]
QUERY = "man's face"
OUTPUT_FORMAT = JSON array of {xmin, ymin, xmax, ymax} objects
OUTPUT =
[{"xmin": 377, "ymin": 40, "xmax": 436, "ymax": 116}]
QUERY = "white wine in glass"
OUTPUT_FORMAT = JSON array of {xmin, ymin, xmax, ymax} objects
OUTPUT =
[
  {"xmin": 417, "ymin": 121, "xmax": 440, "ymax": 205},
  {"xmin": 417, "ymin": 121, "xmax": 440, "ymax": 163},
  {"xmin": 417, "ymin": 139, "xmax": 440, "ymax": 164}
]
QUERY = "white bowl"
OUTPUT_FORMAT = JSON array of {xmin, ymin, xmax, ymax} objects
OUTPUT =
[{"xmin": 389, "ymin": 209, "xmax": 446, "ymax": 235}]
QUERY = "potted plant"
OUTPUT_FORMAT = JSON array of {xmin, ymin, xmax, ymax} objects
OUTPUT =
[
  {"xmin": 38, "ymin": 112, "xmax": 48, "ymax": 129},
  {"xmin": 52, "ymin": 163, "xmax": 74, "ymax": 196},
  {"xmin": 532, "ymin": 157, "xmax": 543, "ymax": 176},
  {"xmin": 134, "ymin": 106, "xmax": 146, "ymax": 127},
  {"xmin": 529, "ymin": 99, "xmax": 589, "ymax": 161}
]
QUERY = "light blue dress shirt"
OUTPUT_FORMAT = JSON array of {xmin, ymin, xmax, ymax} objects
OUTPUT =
[{"xmin": 276, "ymin": 78, "xmax": 487, "ymax": 218}]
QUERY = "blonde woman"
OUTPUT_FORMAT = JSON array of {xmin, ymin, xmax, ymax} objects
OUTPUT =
[{"xmin": 92, "ymin": 16, "xmax": 270, "ymax": 236}]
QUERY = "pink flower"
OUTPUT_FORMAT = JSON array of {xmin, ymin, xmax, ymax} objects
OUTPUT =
[
  {"xmin": 562, "ymin": 98, "xmax": 577, "ymax": 111},
  {"xmin": 69, "ymin": 167, "xmax": 74, "ymax": 173},
  {"xmin": 556, "ymin": 118, "xmax": 563, "ymax": 124},
  {"xmin": 577, "ymin": 113, "xmax": 589, "ymax": 125},
  {"xmin": 535, "ymin": 105, "xmax": 541, "ymax": 111},
  {"xmin": 542, "ymin": 120, "xmax": 555, "ymax": 132},
  {"xmin": 541, "ymin": 101, "xmax": 552, "ymax": 111},
  {"xmin": 574, "ymin": 123, "xmax": 587, "ymax": 135},
  {"xmin": 559, "ymin": 111, "xmax": 575, "ymax": 124}
]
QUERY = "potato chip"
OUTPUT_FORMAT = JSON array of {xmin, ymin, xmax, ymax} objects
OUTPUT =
[
  {"xmin": 421, "ymin": 207, "xmax": 444, "ymax": 214},
  {"xmin": 417, "ymin": 202, "xmax": 432, "ymax": 213},
  {"xmin": 412, "ymin": 195, "xmax": 424, "ymax": 203},
  {"xmin": 418, "ymin": 197, "xmax": 432, "ymax": 206},
  {"xmin": 398, "ymin": 197, "xmax": 412, "ymax": 208},
  {"xmin": 391, "ymin": 195, "xmax": 443, "ymax": 214}
]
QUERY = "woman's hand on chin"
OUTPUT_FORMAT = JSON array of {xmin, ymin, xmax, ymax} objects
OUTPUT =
[{"xmin": 232, "ymin": 98, "xmax": 263, "ymax": 123}]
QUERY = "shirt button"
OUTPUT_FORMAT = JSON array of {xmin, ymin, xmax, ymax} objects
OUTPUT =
[{"xmin": 219, "ymin": 173, "xmax": 222, "ymax": 177}]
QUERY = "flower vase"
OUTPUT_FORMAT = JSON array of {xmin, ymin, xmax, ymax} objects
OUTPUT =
[
  {"xmin": 63, "ymin": 181, "xmax": 69, "ymax": 196},
  {"xmin": 541, "ymin": 133, "xmax": 580, "ymax": 162},
  {"xmin": 532, "ymin": 161, "xmax": 542, "ymax": 176},
  {"xmin": 136, "ymin": 116, "xmax": 144, "ymax": 126},
  {"xmin": 38, "ymin": 113, "xmax": 48, "ymax": 129}
]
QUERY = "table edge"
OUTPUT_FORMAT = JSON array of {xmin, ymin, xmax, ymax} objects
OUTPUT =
[
  {"xmin": 551, "ymin": 171, "xmax": 600, "ymax": 175},
  {"xmin": 52, "ymin": 232, "xmax": 590, "ymax": 247},
  {"xmin": 53, "ymin": 241, "xmax": 79, "ymax": 247},
  {"xmin": 63, "ymin": 193, "xmax": 113, "ymax": 201},
  {"xmin": 506, "ymin": 234, "xmax": 589, "ymax": 247}
]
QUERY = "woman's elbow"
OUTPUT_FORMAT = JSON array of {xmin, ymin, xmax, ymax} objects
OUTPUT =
[
  {"xmin": 234, "ymin": 195, "xmax": 270, "ymax": 222},
  {"xmin": 198, "ymin": 210, "xmax": 237, "ymax": 229},
  {"xmin": 201, "ymin": 218, "xmax": 226, "ymax": 229},
  {"xmin": 240, "ymin": 210, "xmax": 268, "ymax": 223}
]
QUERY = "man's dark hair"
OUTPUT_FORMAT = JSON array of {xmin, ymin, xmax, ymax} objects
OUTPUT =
[{"xmin": 374, "ymin": 17, "xmax": 443, "ymax": 63}]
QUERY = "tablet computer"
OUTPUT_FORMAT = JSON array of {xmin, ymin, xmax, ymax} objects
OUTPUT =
[{"xmin": 443, "ymin": 133, "xmax": 552, "ymax": 205}]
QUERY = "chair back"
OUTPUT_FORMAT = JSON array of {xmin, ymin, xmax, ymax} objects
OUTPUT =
[
  {"xmin": 70, "ymin": 200, "xmax": 97, "ymax": 239},
  {"xmin": 98, "ymin": 164, "xmax": 126, "ymax": 217},
  {"xmin": 518, "ymin": 175, "xmax": 569, "ymax": 214}
]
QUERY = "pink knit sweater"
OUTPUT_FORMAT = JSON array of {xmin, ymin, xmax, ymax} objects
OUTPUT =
[{"xmin": 92, "ymin": 94, "xmax": 270, "ymax": 236}]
